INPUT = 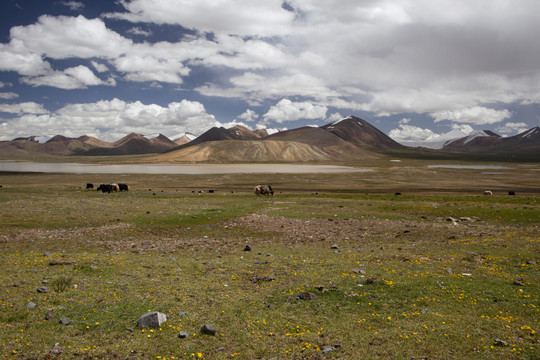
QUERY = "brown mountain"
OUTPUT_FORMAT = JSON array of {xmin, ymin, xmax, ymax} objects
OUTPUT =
[
  {"xmin": 441, "ymin": 128, "xmax": 540, "ymax": 156},
  {"xmin": 172, "ymin": 125, "xmax": 262, "ymax": 151},
  {"xmin": 84, "ymin": 133, "xmax": 177, "ymax": 155},
  {"xmin": 265, "ymin": 126, "xmax": 378, "ymax": 160},
  {"xmin": 149, "ymin": 140, "xmax": 335, "ymax": 162},
  {"xmin": 321, "ymin": 116, "xmax": 405, "ymax": 151},
  {"xmin": 442, "ymin": 130, "xmax": 501, "ymax": 151},
  {"xmin": 1, "ymin": 117, "xmax": 538, "ymax": 162}
]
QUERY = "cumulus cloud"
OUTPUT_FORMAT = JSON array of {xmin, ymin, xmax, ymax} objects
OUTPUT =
[
  {"xmin": 0, "ymin": 92, "xmax": 19, "ymax": 99},
  {"xmin": 21, "ymin": 66, "xmax": 114, "ymax": 89},
  {"xmin": 107, "ymin": 0, "xmax": 295, "ymax": 37},
  {"xmin": 389, "ymin": 123, "xmax": 438, "ymax": 142},
  {"xmin": 236, "ymin": 109, "xmax": 259, "ymax": 122},
  {"xmin": 9, "ymin": 15, "xmax": 132, "ymax": 59},
  {"xmin": 0, "ymin": 102, "xmax": 49, "ymax": 115},
  {"xmin": 91, "ymin": 61, "xmax": 109, "ymax": 73},
  {"xmin": 262, "ymin": 99, "xmax": 328, "ymax": 124},
  {"xmin": 430, "ymin": 106, "xmax": 512, "ymax": 125},
  {"xmin": 496, "ymin": 122, "xmax": 531, "ymax": 135},
  {"xmin": 0, "ymin": 98, "xmax": 219, "ymax": 141}
]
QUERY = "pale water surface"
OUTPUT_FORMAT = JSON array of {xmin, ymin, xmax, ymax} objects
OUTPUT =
[{"xmin": 0, "ymin": 161, "xmax": 372, "ymax": 174}]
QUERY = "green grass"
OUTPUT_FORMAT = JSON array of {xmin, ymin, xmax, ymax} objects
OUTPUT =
[{"xmin": 0, "ymin": 173, "xmax": 538, "ymax": 359}]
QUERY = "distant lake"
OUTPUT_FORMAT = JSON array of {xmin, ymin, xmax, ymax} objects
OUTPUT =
[
  {"xmin": 0, "ymin": 161, "xmax": 372, "ymax": 174},
  {"xmin": 426, "ymin": 165, "xmax": 512, "ymax": 170}
]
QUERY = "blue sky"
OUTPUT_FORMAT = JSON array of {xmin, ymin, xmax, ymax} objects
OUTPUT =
[{"xmin": 1, "ymin": 0, "xmax": 539, "ymax": 142}]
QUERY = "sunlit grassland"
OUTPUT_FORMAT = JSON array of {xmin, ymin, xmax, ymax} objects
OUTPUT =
[{"xmin": 0, "ymin": 172, "xmax": 538, "ymax": 359}]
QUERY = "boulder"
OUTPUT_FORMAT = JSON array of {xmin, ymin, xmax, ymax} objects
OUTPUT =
[
  {"xmin": 136, "ymin": 311, "xmax": 167, "ymax": 329},
  {"xmin": 201, "ymin": 324, "xmax": 217, "ymax": 336}
]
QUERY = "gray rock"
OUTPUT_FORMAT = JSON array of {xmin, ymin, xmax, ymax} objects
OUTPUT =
[
  {"xmin": 37, "ymin": 287, "xmax": 49, "ymax": 293},
  {"xmin": 58, "ymin": 317, "xmax": 71, "ymax": 325},
  {"xmin": 526, "ymin": 260, "xmax": 537, "ymax": 265},
  {"xmin": 330, "ymin": 244, "xmax": 339, "ymax": 249},
  {"xmin": 178, "ymin": 312, "xmax": 187, "ymax": 318},
  {"xmin": 44, "ymin": 252, "xmax": 52, "ymax": 258},
  {"xmin": 513, "ymin": 279, "xmax": 524, "ymax": 286},
  {"xmin": 446, "ymin": 268, "xmax": 453, "ymax": 274},
  {"xmin": 321, "ymin": 345, "xmax": 334, "ymax": 354},
  {"xmin": 45, "ymin": 312, "xmax": 54, "ymax": 320},
  {"xmin": 27, "ymin": 302, "xmax": 37, "ymax": 309},
  {"xmin": 201, "ymin": 324, "xmax": 216, "ymax": 336},
  {"xmin": 298, "ymin": 292, "xmax": 317, "ymax": 300},
  {"xmin": 177, "ymin": 331, "xmax": 189, "ymax": 339},
  {"xmin": 49, "ymin": 343, "xmax": 63, "ymax": 355},
  {"xmin": 137, "ymin": 311, "xmax": 167, "ymax": 329},
  {"xmin": 494, "ymin": 339, "xmax": 508, "ymax": 346}
]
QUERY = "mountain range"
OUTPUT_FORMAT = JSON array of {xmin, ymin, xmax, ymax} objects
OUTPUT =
[{"xmin": 1, "ymin": 116, "xmax": 538, "ymax": 162}]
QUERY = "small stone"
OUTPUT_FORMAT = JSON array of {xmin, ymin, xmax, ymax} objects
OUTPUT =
[
  {"xmin": 298, "ymin": 292, "xmax": 317, "ymax": 300},
  {"xmin": 90, "ymin": 265, "xmax": 98, "ymax": 270},
  {"xmin": 177, "ymin": 331, "xmax": 189, "ymax": 339},
  {"xmin": 513, "ymin": 279, "xmax": 524, "ymax": 286},
  {"xmin": 45, "ymin": 312, "xmax": 54, "ymax": 320},
  {"xmin": 365, "ymin": 277, "xmax": 377, "ymax": 285},
  {"xmin": 215, "ymin": 347, "xmax": 226, "ymax": 352},
  {"xmin": 351, "ymin": 268, "xmax": 366, "ymax": 275},
  {"xmin": 330, "ymin": 244, "xmax": 339, "ymax": 249},
  {"xmin": 178, "ymin": 312, "xmax": 187, "ymax": 317},
  {"xmin": 27, "ymin": 302, "xmax": 37, "ymax": 309},
  {"xmin": 44, "ymin": 252, "xmax": 52, "ymax": 258},
  {"xmin": 137, "ymin": 311, "xmax": 167, "ymax": 329},
  {"xmin": 446, "ymin": 268, "xmax": 453, "ymax": 274},
  {"xmin": 494, "ymin": 339, "xmax": 508, "ymax": 346},
  {"xmin": 37, "ymin": 287, "xmax": 49, "ymax": 293},
  {"xmin": 526, "ymin": 260, "xmax": 537, "ymax": 265},
  {"xmin": 201, "ymin": 324, "xmax": 217, "ymax": 336},
  {"xmin": 321, "ymin": 345, "xmax": 334, "ymax": 354},
  {"xmin": 49, "ymin": 343, "xmax": 63, "ymax": 355},
  {"xmin": 58, "ymin": 317, "xmax": 71, "ymax": 325},
  {"xmin": 419, "ymin": 257, "xmax": 431, "ymax": 262}
]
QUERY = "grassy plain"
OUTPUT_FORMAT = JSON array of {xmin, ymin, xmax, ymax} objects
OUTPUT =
[{"xmin": 0, "ymin": 162, "xmax": 538, "ymax": 359}]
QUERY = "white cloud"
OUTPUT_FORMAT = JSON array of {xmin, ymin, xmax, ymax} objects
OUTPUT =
[
  {"xmin": 430, "ymin": 107, "xmax": 512, "ymax": 125},
  {"xmin": 9, "ymin": 15, "xmax": 132, "ymax": 59},
  {"xmin": 57, "ymin": 1, "xmax": 85, "ymax": 11},
  {"xmin": 0, "ymin": 98, "xmax": 219, "ymax": 141},
  {"xmin": 21, "ymin": 66, "xmax": 113, "ymax": 90},
  {"xmin": 262, "ymin": 99, "xmax": 328, "ymax": 124},
  {"xmin": 127, "ymin": 27, "xmax": 153, "ymax": 37},
  {"xmin": 114, "ymin": 53, "xmax": 190, "ymax": 84},
  {"xmin": 236, "ymin": 109, "xmax": 259, "ymax": 122},
  {"xmin": 0, "ymin": 92, "xmax": 19, "ymax": 99},
  {"xmin": 0, "ymin": 102, "xmax": 49, "ymax": 115},
  {"xmin": 91, "ymin": 61, "xmax": 109, "ymax": 73},
  {"xmin": 389, "ymin": 124, "xmax": 438, "ymax": 141},
  {"xmin": 107, "ymin": 0, "xmax": 295, "ymax": 37},
  {"xmin": 496, "ymin": 122, "xmax": 530, "ymax": 135}
]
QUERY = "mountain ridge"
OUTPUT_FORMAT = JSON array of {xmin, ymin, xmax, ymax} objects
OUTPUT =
[{"xmin": 1, "ymin": 117, "xmax": 538, "ymax": 162}]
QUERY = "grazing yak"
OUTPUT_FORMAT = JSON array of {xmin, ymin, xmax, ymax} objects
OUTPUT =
[
  {"xmin": 97, "ymin": 183, "xmax": 119, "ymax": 193},
  {"xmin": 254, "ymin": 185, "xmax": 274, "ymax": 196},
  {"xmin": 118, "ymin": 183, "xmax": 130, "ymax": 191},
  {"xmin": 86, "ymin": 183, "xmax": 94, "ymax": 189}
]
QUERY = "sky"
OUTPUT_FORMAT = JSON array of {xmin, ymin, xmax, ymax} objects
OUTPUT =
[{"xmin": 0, "ymin": 0, "xmax": 539, "ymax": 142}]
